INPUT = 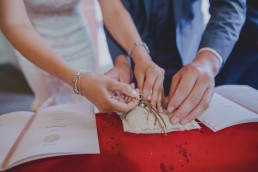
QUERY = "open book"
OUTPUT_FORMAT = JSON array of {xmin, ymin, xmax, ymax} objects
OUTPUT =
[
  {"xmin": 0, "ymin": 103, "xmax": 99, "ymax": 171},
  {"xmin": 198, "ymin": 85, "xmax": 258, "ymax": 132}
]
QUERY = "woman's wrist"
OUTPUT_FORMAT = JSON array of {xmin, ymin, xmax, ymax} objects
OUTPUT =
[
  {"xmin": 127, "ymin": 40, "xmax": 151, "ymax": 63},
  {"xmin": 72, "ymin": 70, "xmax": 92, "ymax": 96},
  {"xmin": 128, "ymin": 41, "xmax": 149, "ymax": 57},
  {"xmin": 130, "ymin": 45, "xmax": 152, "ymax": 63}
]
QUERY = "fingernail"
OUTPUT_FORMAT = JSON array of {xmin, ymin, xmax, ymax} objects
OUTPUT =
[
  {"xmin": 167, "ymin": 106, "xmax": 175, "ymax": 112},
  {"xmin": 147, "ymin": 94, "xmax": 152, "ymax": 101},
  {"xmin": 159, "ymin": 106, "xmax": 163, "ymax": 113},
  {"xmin": 171, "ymin": 117, "xmax": 180, "ymax": 125},
  {"xmin": 181, "ymin": 119, "xmax": 189, "ymax": 125},
  {"xmin": 143, "ymin": 91, "xmax": 148, "ymax": 99},
  {"xmin": 158, "ymin": 106, "xmax": 163, "ymax": 113},
  {"xmin": 165, "ymin": 97, "xmax": 169, "ymax": 107},
  {"xmin": 131, "ymin": 90, "xmax": 139, "ymax": 98}
]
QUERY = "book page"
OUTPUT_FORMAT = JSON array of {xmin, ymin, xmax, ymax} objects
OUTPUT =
[
  {"xmin": 8, "ymin": 104, "xmax": 99, "ymax": 168},
  {"xmin": 0, "ymin": 112, "xmax": 33, "ymax": 169},
  {"xmin": 198, "ymin": 93, "xmax": 258, "ymax": 132},
  {"xmin": 215, "ymin": 85, "xmax": 258, "ymax": 114}
]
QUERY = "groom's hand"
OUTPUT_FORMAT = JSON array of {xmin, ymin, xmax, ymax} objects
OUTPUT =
[{"xmin": 167, "ymin": 50, "xmax": 221, "ymax": 125}]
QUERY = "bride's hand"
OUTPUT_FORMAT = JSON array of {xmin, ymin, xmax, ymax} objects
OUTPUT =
[{"xmin": 80, "ymin": 73, "xmax": 139, "ymax": 113}]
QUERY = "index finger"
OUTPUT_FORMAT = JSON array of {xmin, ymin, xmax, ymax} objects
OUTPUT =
[
  {"xmin": 110, "ymin": 97, "xmax": 139, "ymax": 112},
  {"xmin": 150, "ymin": 74, "xmax": 164, "ymax": 108},
  {"xmin": 167, "ymin": 71, "xmax": 197, "ymax": 112},
  {"xmin": 142, "ymin": 72, "xmax": 156, "ymax": 99}
]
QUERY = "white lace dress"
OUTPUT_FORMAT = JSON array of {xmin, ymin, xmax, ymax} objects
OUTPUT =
[{"xmin": 15, "ymin": 0, "xmax": 95, "ymax": 107}]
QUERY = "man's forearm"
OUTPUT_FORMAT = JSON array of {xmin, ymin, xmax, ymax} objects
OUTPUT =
[{"xmin": 199, "ymin": 0, "xmax": 246, "ymax": 62}]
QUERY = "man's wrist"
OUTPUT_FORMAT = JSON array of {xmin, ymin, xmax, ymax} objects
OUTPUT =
[
  {"xmin": 198, "ymin": 48, "xmax": 223, "ymax": 65},
  {"xmin": 194, "ymin": 50, "xmax": 222, "ymax": 76}
]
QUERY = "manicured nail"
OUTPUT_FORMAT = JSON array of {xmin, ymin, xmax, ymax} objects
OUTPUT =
[
  {"xmin": 142, "ymin": 90, "xmax": 148, "ymax": 98},
  {"xmin": 147, "ymin": 94, "xmax": 152, "ymax": 101},
  {"xmin": 171, "ymin": 117, "xmax": 180, "ymax": 125},
  {"xmin": 130, "ymin": 83, "xmax": 135, "ymax": 89},
  {"xmin": 158, "ymin": 106, "xmax": 163, "ymax": 113},
  {"xmin": 181, "ymin": 119, "xmax": 189, "ymax": 125},
  {"xmin": 167, "ymin": 106, "xmax": 175, "ymax": 112},
  {"xmin": 164, "ymin": 97, "xmax": 169, "ymax": 107},
  {"xmin": 131, "ymin": 90, "xmax": 139, "ymax": 98}
]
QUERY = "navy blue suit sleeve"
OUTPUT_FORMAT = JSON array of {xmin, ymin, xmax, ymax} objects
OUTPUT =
[
  {"xmin": 103, "ymin": 26, "xmax": 127, "ymax": 63},
  {"xmin": 199, "ymin": 0, "xmax": 247, "ymax": 62}
]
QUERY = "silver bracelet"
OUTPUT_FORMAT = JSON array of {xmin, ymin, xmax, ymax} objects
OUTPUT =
[
  {"xmin": 127, "ymin": 41, "xmax": 150, "ymax": 57},
  {"xmin": 73, "ymin": 70, "xmax": 91, "ymax": 96}
]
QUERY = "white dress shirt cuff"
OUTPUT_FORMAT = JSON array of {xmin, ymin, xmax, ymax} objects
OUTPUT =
[{"xmin": 198, "ymin": 48, "xmax": 223, "ymax": 66}]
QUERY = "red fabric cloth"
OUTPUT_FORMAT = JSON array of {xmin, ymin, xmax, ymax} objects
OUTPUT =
[{"xmin": 10, "ymin": 113, "xmax": 258, "ymax": 172}]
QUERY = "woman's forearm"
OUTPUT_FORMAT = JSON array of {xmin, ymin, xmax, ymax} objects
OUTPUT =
[
  {"xmin": 98, "ymin": 0, "xmax": 142, "ymax": 56},
  {"xmin": 0, "ymin": 0, "xmax": 76, "ymax": 86},
  {"xmin": 1, "ymin": 24, "xmax": 76, "ymax": 86}
]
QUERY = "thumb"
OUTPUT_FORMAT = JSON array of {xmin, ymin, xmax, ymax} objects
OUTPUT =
[
  {"xmin": 104, "ymin": 68, "xmax": 120, "ymax": 81},
  {"xmin": 110, "ymin": 81, "xmax": 139, "ymax": 98}
]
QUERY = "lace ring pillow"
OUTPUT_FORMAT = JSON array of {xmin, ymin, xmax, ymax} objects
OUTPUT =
[{"xmin": 119, "ymin": 99, "xmax": 200, "ymax": 134}]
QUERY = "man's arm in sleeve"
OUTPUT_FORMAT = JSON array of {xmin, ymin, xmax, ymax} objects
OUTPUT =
[
  {"xmin": 199, "ymin": 0, "xmax": 247, "ymax": 63},
  {"xmin": 104, "ymin": 26, "xmax": 127, "ymax": 63}
]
